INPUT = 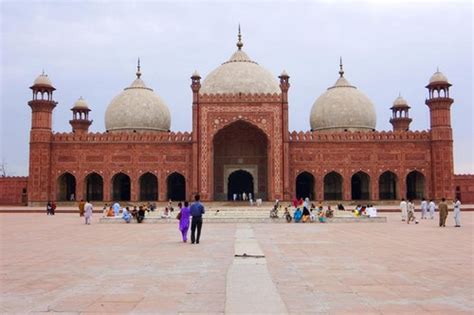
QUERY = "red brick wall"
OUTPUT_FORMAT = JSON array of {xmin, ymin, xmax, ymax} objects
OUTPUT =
[
  {"xmin": 454, "ymin": 175, "xmax": 474, "ymax": 203},
  {"xmin": 0, "ymin": 177, "xmax": 28, "ymax": 205}
]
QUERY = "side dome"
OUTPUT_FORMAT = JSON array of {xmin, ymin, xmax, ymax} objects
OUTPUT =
[
  {"xmin": 200, "ymin": 31, "xmax": 280, "ymax": 95},
  {"xmin": 72, "ymin": 96, "xmax": 89, "ymax": 110},
  {"xmin": 310, "ymin": 61, "xmax": 376, "ymax": 132},
  {"xmin": 105, "ymin": 63, "xmax": 171, "ymax": 132}
]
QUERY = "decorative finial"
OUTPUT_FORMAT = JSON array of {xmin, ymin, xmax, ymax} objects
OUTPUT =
[
  {"xmin": 339, "ymin": 56, "xmax": 344, "ymax": 77},
  {"xmin": 42, "ymin": 69, "xmax": 45, "ymax": 75},
  {"xmin": 399, "ymin": 91, "xmax": 401, "ymax": 97},
  {"xmin": 237, "ymin": 24, "xmax": 243, "ymax": 50},
  {"xmin": 136, "ymin": 57, "xmax": 142, "ymax": 79},
  {"xmin": 436, "ymin": 66, "xmax": 439, "ymax": 73}
]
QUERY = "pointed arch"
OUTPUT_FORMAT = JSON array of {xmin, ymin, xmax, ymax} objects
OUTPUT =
[
  {"xmin": 324, "ymin": 171, "xmax": 343, "ymax": 200},
  {"xmin": 351, "ymin": 171, "xmax": 370, "ymax": 200},
  {"xmin": 139, "ymin": 172, "xmax": 158, "ymax": 201},
  {"xmin": 167, "ymin": 172, "xmax": 186, "ymax": 201},
  {"xmin": 295, "ymin": 171, "xmax": 315, "ymax": 200},
  {"xmin": 57, "ymin": 172, "xmax": 76, "ymax": 201},
  {"xmin": 85, "ymin": 172, "xmax": 103, "ymax": 201},
  {"xmin": 111, "ymin": 172, "xmax": 131, "ymax": 201},
  {"xmin": 406, "ymin": 170, "xmax": 425, "ymax": 200},
  {"xmin": 379, "ymin": 171, "xmax": 398, "ymax": 200}
]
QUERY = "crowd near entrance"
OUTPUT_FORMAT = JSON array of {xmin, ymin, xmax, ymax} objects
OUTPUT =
[{"xmin": 227, "ymin": 170, "xmax": 254, "ymax": 200}]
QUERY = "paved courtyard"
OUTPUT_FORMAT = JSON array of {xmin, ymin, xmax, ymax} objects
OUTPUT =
[{"xmin": 0, "ymin": 212, "xmax": 472, "ymax": 314}]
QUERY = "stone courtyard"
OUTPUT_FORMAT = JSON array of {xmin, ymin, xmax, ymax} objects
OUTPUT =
[{"xmin": 0, "ymin": 212, "xmax": 472, "ymax": 314}]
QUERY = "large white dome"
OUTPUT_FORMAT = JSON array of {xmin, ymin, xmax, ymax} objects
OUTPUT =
[
  {"xmin": 200, "ymin": 35, "xmax": 280, "ymax": 95},
  {"xmin": 310, "ymin": 66, "xmax": 376, "ymax": 132},
  {"xmin": 105, "ymin": 67, "xmax": 171, "ymax": 132}
]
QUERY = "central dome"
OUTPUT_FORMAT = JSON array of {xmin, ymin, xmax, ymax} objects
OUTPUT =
[
  {"xmin": 200, "ymin": 31, "xmax": 280, "ymax": 95},
  {"xmin": 310, "ymin": 61, "xmax": 376, "ymax": 132},
  {"xmin": 105, "ymin": 63, "xmax": 171, "ymax": 132}
]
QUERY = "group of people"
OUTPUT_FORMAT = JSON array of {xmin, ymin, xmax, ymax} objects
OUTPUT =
[
  {"xmin": 271, "ymin": 198, "xmax": 335, "ymax": 223},
  {"xmin": 232, "ymin": 192, "xmax": 252, "ymax": 201},
  {"xmin": 353, "ymin": 204, "xmax": 378, "ymax": 217},
  {"xmin": 46, "ymin": 201, "xmax": 57, "ymax": 215},
  {"xmin": 400, "ymin": 197, "xmax": 462, "ymax": 227}
]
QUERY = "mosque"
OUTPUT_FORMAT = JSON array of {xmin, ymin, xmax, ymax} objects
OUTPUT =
[{"xmin": 1, "ymin": 30, "xmax": 473, "ymax": 205}]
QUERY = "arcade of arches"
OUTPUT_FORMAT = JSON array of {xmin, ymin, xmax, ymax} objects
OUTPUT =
[
  {"xmin": 213, "ymin": 121, "xmax": 268, "ymax": 201},
  {"xmin": 55, "ymin": 169, "xmax": 427, "ymax": 202}
]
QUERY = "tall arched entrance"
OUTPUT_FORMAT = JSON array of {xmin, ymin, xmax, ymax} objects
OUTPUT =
[
  {"xmin": 112, "ymin": 173, "xmax": 131, "ymax": 201},
  {"xmin": 379, "ymin": 171, "xmax": 398, "ymax": 200},
  {"xmin": 167, "ymin": 172, "xmax": 185, "ymax": 201},
  {"xmin": 57, "ymin": 172, "xmax": 76, "ymax": 201},
  {"xmin": 85, "ymin": 172, "xmax": 103, "ymax": 201},
  {"xmin": 324, "ymin": 171, "xmax": 343, "ymax": 200},
  {"xmin": 213, "ymin": 120, "xmax": 268, "ymax": 201},
  {"xmin": 406, "ymin": 171, "xmax": 425, "ymax": 200},
  {"xmin": 296, "ymin": 172, "xmax": 315, "ymax": 200},
  {"xmin": 139, "ymin": 172, "xmax": 158, "ymax": 201},
  {"xmin": 351, "ymin": 171, "xmax": 370, "ymax": 200},
  {"xmin": 227, "ymin": 170, "xmax": 254, "ymax": 200}
]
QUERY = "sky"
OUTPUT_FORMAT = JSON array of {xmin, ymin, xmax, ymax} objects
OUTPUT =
[{"xmin": 0, "ymin": 0, "xmax": 472, "ymax": 176}]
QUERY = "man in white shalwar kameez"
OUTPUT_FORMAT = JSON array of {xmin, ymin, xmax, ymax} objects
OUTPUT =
[
  {"xmin": 84, "ymin": 201, "xmax": 93, "ymax": 225},
  {"xmin": 420, "ymin": 198, "xmax": 428, "ymax": 219},
  {"xmin": 453, "ymin": 198, "xmax": 461, "ymax": 227},
  {"xmin": 400, "ymin": 198, "xmax": 408, "ymax": 221},
  {"xmin": 429, "ymin": 199, "xmax": 436, "ymax": 219}
]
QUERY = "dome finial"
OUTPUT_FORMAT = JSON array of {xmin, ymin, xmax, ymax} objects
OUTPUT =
[
  {"xmin": 136, "ymin": 57, "xmax": 142, "ymax": 79},
  {"xmin": 436, "ymin": 66, "xmax": 439, "ymax": 72},
  {"xmin": 339, "ymin": 56, "xmax": 344, "ymax": 77},
  {"xmin": 237, "ymin": 24, "xmax": 243, "ymax": 50}
]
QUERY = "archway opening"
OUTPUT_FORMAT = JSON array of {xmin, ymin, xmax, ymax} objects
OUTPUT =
[
  {"xmin": 85, "ymin": 172, "xmax": 103, "ymax": 201},
  {"xmin": 227, "ymin": 170, "xmax": 254, "ymax": 200},
  {"xmin": 112, "ymin": 173, "xmax": 131, "ymax": 201},
  {"xmin": 296, "ymin": 172, "xmax": 315, "ymax": 200},
  {"xmin": 351, "ymin": 171, "xmax": 370, "ymax": 200},
  {"xmin": 213, "ymin": 120, "xmax": 268, "ymax": 201},
  {"xmin": 324, "ymin": 172, "xmax": 343, "ymax": 200},
  {"xmin": 406, "ymin": 171, "xmax": 425, "ymax": 200},
  {"xmin": 167, "ymin": 172, "xmax": 185, "ymax": 201},
  {"xmin": 379, "ymin": 171, "xmax": 398, "ymax": 200},
  {"xmin": 139, "ymin": 172, "xmax": 158, "ymax": 201},
  {"xmin": 57, "ymin": 172, "xmax": 76, "ymax": 201}
]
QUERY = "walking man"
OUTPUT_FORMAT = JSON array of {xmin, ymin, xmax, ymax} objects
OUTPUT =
[
  {"xmin": 78, "ymin": 199, "xmax": 85, "ymax": 217},
  {"xmin": 453, "ymin": 198, "xmax": 461, "ymax": 227},
  {"xmin": 84, "ymin": 200, "xmax": 93, "ymax": 225},
  {"xmin": 190, "ymin": 194, "xmax": 205, "ymax": 244},
  {"xmin": 429, "ymin": 199, "xmax": 436, "ymax": 219},
  {"xmin": 420, "ymin": 198, "xmax": 428, "ymax": 219},
  {"xmin": 438, "ymin": 198, "xmax": 448, "ymax": 227},
  {"xmin": 400, "ymin": 198, "xmax": 408, "ymax": 221}
]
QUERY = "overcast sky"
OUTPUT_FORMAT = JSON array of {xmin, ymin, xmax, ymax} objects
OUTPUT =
[{"xmin": 0, "ymin": 0, "xmax": 472, "ymax": 176}]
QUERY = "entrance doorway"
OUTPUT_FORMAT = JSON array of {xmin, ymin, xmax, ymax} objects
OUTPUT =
[
  {"xmin": 85, "ymin": 172, "xmax": 103, "ymax": 201},
  {"xmin": 227, "ymin": 170, "xmax": 254, "ymax": 200},
  {"xmin": 167, "ymin": 172, "xmax": 186, "ymax": 201},
  {"xmin": 213, "ymin": 120, "xmax": 268, "ymax": 200},
  {"xmin": 351, "ymin": 171, "xmax": 370, "ymax": 200},
  {"xmin": 57, "ymin": 172, "xmax": 76, "ymax": 201},
  {"xmin": 296, "ymin": 172, "xmax": 315, "ymax": 200},
  {"xmin": 112, "ymin": 173, "xmax": 131, "ymax": 201}
]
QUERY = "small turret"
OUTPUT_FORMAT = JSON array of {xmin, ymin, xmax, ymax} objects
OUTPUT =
[
  {"xmin": 69, "ymin": 97, "xmax": 92, "ymax": 134},
  {"xmin": 389, "ymin": 94, "xmax": 412, "ymax": 131}
]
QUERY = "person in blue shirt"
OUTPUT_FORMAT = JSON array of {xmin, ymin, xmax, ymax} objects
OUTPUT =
[
  {"xmin": 189, "ymin": 194, "xmax": 205, "ymax": 244},
  {"xmin": 293, "ymin": 207, "xmax": 302, "ymax": 223}
]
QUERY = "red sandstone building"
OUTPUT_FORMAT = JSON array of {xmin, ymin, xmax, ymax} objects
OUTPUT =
[{"xmin": 1, "ymin": 32, "xmax": 473, "ymax": 205}]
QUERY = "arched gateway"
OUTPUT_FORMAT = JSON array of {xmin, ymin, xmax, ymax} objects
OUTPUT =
[{"xmin": 213, "ymin": 121, "xmax": 268, "ymax": 201}]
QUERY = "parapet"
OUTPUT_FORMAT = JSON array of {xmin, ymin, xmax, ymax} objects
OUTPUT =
[
  {"xmin": 289, "ymin": 130, "xmax": 431, "ymax": 142},
  {"xmin": 52, "ymin": 131, "xmax": 193, "ymax": 143}
]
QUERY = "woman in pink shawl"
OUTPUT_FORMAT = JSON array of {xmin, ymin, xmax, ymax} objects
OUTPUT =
[{"xmin": 178, "ymin": 201, "xmax": 191, "ymax": 242}]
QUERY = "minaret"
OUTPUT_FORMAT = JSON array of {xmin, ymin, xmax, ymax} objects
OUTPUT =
[
  {"xmin": 191, "ymin": 69, "xmax": 201, "ymax": 198},
  {"xmin": 390, "ymin": 94, "xmax": 412, "ymax": 131},
  {"xmin": 69, "ymin": 97, "xmax": 92, "ymax": 134},
  {"xmin": 27, "ymin": 72, "xmax": 57, "ymax": 205},
  {"xmin": 425, "ymin": 69, "xmax": 454, "ymax": 200},
  {"xmin": 279, "ymin": 70, "xmax": 291, "ymax": 200}
]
